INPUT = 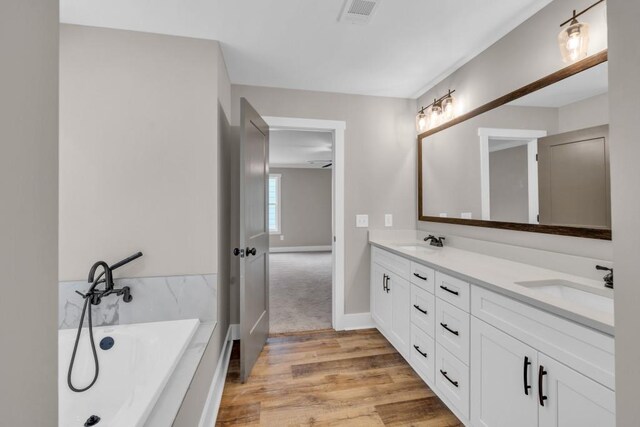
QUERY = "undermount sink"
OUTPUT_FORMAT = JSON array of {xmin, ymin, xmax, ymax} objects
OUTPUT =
[
  {"xmin": 516, "ymin": 279, "xmax": 613, "ymax": 314},
  {"xmin": 394, "ymin": 244, "xmax": 437, "ymax": 253}
]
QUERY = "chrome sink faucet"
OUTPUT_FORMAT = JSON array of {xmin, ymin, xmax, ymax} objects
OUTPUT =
[
  {"xmin": 596, "ymin": 265, "xmax": 613, "ymax": 289},
  {"xmin": 424, "ymin": 235, "xmax": 445, "ymax": 247}
]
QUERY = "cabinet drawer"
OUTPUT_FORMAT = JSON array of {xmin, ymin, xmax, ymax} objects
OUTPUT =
[
  {"xmin": 435, "ymin": 299, "xmax": 470, "ymax": 365},
  {"xmin": 435, "ymin": 272, "xmax": 470, "ymax": 312},
  {"xmin": 410, "ymin": 262, "xmax": 435, "ymax": 293},
  {"xmin": 471, "ymin": 285, "xmax": 615, "ymax": 390},
  {"xmin": 435, "ymin": 343, "xmax": 469, "ymax": 420},
  {"xmin": 372, "ymin": 246, "xmax": 410, "ymax": 278},
  {"xmin": 410, "ymin": 326, "xmax": 435, "ymax": 384},
  {"xmin": 411, "ymin": 284, "xmax": 435, "ymax": 337}
]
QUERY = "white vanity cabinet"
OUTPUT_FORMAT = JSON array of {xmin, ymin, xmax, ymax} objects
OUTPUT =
[{"xmin": 369, "ymin": 244, "xmax": 616, "ymax": 427}]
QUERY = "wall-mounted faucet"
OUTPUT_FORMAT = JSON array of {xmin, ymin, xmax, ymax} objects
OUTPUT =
[
  {"xmin": 424, "ymin": 235, "xmax": 446, "ymax": 247},
  {"xmin": 596, "ymin": 265, "xmax": 613, "ymax": 289}
]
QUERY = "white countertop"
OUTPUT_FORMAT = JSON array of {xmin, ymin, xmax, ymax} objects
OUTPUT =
[{"xmin": 369, "ymin": 237, "xmax": 614, "ymax": 335}]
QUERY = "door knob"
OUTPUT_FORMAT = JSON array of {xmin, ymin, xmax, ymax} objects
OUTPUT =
[
  {"xmin": 233, "ymin": 248, "xmax": 245, "ymax": 257},
  {"xmin": 246, "ymin": 247, "xmax": 257, "ymax": 256}
]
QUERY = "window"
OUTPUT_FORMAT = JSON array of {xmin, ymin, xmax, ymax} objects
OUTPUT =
[{"xmin": 268, "ymin": 174, "xmax": 281, "ymax": 234}]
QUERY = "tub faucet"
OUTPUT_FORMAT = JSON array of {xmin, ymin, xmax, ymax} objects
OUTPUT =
[{"xmin": 596, "ymin": 265, "xmax": 613, "ymax": 289}]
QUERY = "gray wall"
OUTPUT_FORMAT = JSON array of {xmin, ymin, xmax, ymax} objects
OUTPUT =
[
  {"xmin": 490, "ymin": 145, "xmax": 529, "ymax": 223},
  {"xmin": 60, "ymin": 24, "xmax": 220, "ymax": 280},
  {"xmin": 232, "ymin": 85, "xmax": 416, "ymax": 314},
  {"xmin": 417, "ymin": 0, "xmax": 612, "ymax": 261},
  {"xmin": 270, "ymin": 168, "xmax": 332, "ymax": 248},
  {"xmin": 0, "ymin": 1, "xmax": 59, "ymax": 424},
  {"xmin": 558, "ymin": 92, "xmax": 609, "ymax": 133},
  {"xmin": 609, "ymin": 0, "xmax": 640, "ymax": 424}
]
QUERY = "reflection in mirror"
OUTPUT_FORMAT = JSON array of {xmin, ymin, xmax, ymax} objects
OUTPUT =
[{"xmin": 421, "ymin": 61, "xmax": 610, "ymax": 231}]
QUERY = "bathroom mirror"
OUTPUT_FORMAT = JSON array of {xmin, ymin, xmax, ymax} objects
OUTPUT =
[{"xmin": 418, "ymin": 52, "xmax": 611, "ymax": 239}]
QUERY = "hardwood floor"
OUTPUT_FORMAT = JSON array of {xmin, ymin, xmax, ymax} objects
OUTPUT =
[{"xmin": 217, "ymin": 328, "xmax": 463, "ymax": 426}]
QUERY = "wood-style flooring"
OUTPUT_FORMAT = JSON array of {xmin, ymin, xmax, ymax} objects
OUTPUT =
[{"xmin": 216, "ymin": 328, "xmax": 463, "ymax": 426}]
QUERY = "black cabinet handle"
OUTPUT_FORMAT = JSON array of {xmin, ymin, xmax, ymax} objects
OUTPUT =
[
  {"xmin": 439, "ymin": 285, "xmax": 459, "ymax": 296},
  {"xmin": 523, "ymin": 356, "xmax": 532, "ymax": 396},
  {"xmin": 538, "ymin": 365, "xmax": 548, "ymax": 406},
  {"xmin": 413, "ymin": 272, "xmax": 428, "ymax": 281},
  {"xmin": 413, "ymin": 345, "xmax": 427, "ymax": 358},
  {"xmin": 383, "ymin": 274, "xmax": 388, "ymax": 292},
  {"xmin": 233, "ymin": 248, "xmax": 244, "ymax": 257},
  {"xmin": 413, "ymin": 304, "xmax": 428, "ymax": 315},
  {"xmin": 385, "ymin": 275, "xmax": 391, "ymax": 293},
  {"xmin": 440, "ymin": 322, "xmax": 459, "ymax": 336},
  {"xmin": 440, "ymin": 370, "xmax": 459, "ymax": 387},
  {"xmin": 246, "ymin": 247, "xmax": 257, "ymax": 256}
]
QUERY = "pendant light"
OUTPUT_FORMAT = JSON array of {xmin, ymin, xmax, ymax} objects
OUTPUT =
[
  {"xmin": 416, "ymin": 107, "xmax": 428, "ymax": 133},
  {"xmin": 441, "ymin": 90, "xmax": 456, "ymax": 121},
  {"xmin": 415, "ymin": 90, "xmax": 457, "ymax": 133}
]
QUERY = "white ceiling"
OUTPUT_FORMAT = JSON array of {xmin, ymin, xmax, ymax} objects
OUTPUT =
[
  {"xmin": 60, "ymin": 0, "xmax": 553, "ymax": 98},
  {"xmin": 270, "ymin": 130, "xmax": 333, "ymax": 168},
  {"xmin": 509, "ymin": 62, "xmax": 609, "ymax": 108}
]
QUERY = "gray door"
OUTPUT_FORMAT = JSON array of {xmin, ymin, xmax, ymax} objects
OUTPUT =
[
  {"xmin": 538, "ymin": 125, "xmax": 610, "ymax": 228},
  {"xmin": 239, "ymin": 98, "xmax": 270, "ymax": 383}
]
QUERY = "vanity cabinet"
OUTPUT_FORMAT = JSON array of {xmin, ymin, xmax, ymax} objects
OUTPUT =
[
  {"xmin": 471, "ymin": 317, "xmax": 615, "ymax": 427},
  {"xmin": 369, "ymin": 245, "xmax": 615, "ymax": 427}
]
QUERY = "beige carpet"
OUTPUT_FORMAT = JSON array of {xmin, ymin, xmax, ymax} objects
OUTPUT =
[{"xmin": 269, "ymin": 252, "xmax": 332, "ymax": 334}]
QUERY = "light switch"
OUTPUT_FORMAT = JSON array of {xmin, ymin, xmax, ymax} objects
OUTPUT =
[
  {"xmin": 356, "ymin": 214, "xmax": 369, "ymax": 228},
  {"xmin": 385, "ymin": 214, "xmax": 393, "ymax": 227}
]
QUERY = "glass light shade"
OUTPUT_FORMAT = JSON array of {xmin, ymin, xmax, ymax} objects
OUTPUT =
[
  {"xmin": 416, "ymin": 110, "xmax": 428, "ymax": 133},
  {"xmin": 441, "ymin": 94, "xmax": 455, "ymax": 121},
  {"xmin": 429, "ymin": 103, "xmax": 442, "ymax": 128},
  {"xmin": 558, "ymin": 19, "xmax": 590, "ymax": 63}
]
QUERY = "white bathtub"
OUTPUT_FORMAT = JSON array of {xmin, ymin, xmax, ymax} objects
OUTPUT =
[{"xmin": 59, "ymin": 318, "xmax": 199, "ymax": 427}]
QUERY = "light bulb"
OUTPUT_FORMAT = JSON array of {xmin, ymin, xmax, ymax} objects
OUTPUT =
[
  {"xmin": 416, "ymin": 110, "xmax": 428, "ymax": 133},
  {"xmin": 441, "ymin": 93, "xmax": 455, "ymax": 121},
  {"xmin": 558, "ymin": 18, "xmax": 590, "ymax": 63}
]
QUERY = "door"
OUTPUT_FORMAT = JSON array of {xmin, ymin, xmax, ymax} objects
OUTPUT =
[
  {"xmin": 538, "ymin": 353, "xmax": 615, "ymax": 427},
  {"xmin": 371, "ymin": 264, "xmax": 391, "ymax": 332},
  {"xmin": 389, "ymin": 273, "xmax": 411, "ymax": 356},
  {"xmin": 538, "ymin": 125, "xmax": 610, "ymax": 228},
  {"xmin": 471, "ymin": 317, "xmax": 538, "ymax": 427},
  {"xmin": 239, "ymin": 98, "xmax": 270, "ymax": 383}
]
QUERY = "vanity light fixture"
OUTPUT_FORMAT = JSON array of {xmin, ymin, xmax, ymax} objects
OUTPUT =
[
  {"xmin": 558, "ymin": 0, "xmax": 604, "ymax": 63},
  {"xmin": 416, "ymin": 90, "xmax": 456, "ymax": 133}
]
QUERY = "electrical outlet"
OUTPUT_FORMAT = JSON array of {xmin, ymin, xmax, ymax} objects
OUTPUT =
[
  {"xmin": 439, "ymin": 213, "xmax": 448, "ymax": 218},
  {"xmin": 356, "ymin": 214, "xmax": 369, "ymax": 228},
  {"xmin": 385, "ymin": 214, "xmax": 393, "ymax": 227},
  {"xmin": 280, "ymin": 235, "xmax": 284, "ymax": 240},
  {"xmin": 461, "ymin": 212, "xmax": 472, "ymax": 219}
]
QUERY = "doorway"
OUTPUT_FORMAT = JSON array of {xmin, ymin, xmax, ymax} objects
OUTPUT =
[{"xmin": 263, "ymin": 117, "xmax": 346, "ymax": 333}]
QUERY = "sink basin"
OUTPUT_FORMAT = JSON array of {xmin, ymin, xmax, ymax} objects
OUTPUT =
[
  {"xmin": 516, "ymin": 280, "xmax": 613, "ymax": 314},
  {"xmin": 394, "ymin": 244, "xmax": 436, "ymax": 253}
]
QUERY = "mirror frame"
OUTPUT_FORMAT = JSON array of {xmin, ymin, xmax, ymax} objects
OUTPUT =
[{"xmin": 417, "ymin": 50, "xmax": 611, "ymax": 240}]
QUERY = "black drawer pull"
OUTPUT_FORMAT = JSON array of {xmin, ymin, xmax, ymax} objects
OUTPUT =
[
  {"xmin": 413, "ymin": 304, "xmax": 428, "ymax": 315},
  {"xmin": 538, "ymin": 365, "xmax": 548, "ymax": 406},
  {"xmin": 413, "ymin": 345, "xmax": 427, "ymax": 358},
  {"xmin": 383, "ymin": 274, "xmax": 388, "ymax": 292},
  {"xmin": 523, "ymin": 356, "xmax": 532, "ymax": 395},
  {"xmin": 439, "ymin": 285, "xmax": 459, "ymax": 296},
  {"xmin": 385, "ymin": 275, "xmax": 390, "ymax": 293},
  {"xmin": 440, "ymin": 370, "xmax": 459, "ymax": 387},
  {"xmin": 440, "ymin": 322, "xmax": 459, "ymax": 336},
  {"xmin": 413, "ymin": 272, "xmax": 428, "ymax": 281}
]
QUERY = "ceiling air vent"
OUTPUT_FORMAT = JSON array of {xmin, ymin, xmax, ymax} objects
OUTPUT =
[{"xmin": 339, "ymin": 0, "xmax": 381, "ymax": 24}]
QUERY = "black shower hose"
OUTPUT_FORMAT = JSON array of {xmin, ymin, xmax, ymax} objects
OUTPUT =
[{"xmin": 67, "ymin": 294, "xmax": 99, "ymax": 393}]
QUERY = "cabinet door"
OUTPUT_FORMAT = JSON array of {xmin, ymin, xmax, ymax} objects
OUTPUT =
[
  {"xmin": 538, "ymin": 353, "xmax": 615, "ymax": 427},
  {"xmin": 389, "ymin": 274, "xmax": 411, "ymax": 356},
  {"xmin": 371, "ymin": 264, "xmax": 392, "ymax": 332},
  {"xmin": 471, "ymin": 317, "xmax": 538, "ymax": 427}
]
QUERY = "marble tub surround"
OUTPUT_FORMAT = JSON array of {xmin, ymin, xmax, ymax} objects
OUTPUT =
[
  {"xmin": 59, "ymin": 274, "xmax": 217, "ymax": 329},
  {"xmin": 369, "ymin": 230, "xmax": 614, "ymax": 335}
]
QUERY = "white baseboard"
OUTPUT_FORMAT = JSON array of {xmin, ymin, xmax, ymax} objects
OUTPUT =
[
  {"xmin": 341, "ymin": 312, "xmax": 375, "ymax": 330},
  {"xmin": 198, "ymin": 324, "xmax": 236, "ymax": 427},
  {"xmin": 270, "ymin": 245, "xmax": 332, "ymax": 253}
]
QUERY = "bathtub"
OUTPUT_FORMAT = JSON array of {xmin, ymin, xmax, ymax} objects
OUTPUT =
[{"xmin": 59, "ymin": 318, "xmax": 199, "ymax": 427}]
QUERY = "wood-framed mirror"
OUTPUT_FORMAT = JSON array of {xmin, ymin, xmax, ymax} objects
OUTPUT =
[{"xmin": 418, "ymin": 50, "xmax": 611, "ymax": 240}]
